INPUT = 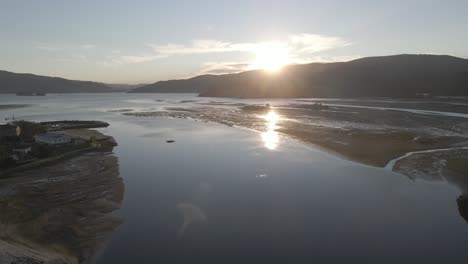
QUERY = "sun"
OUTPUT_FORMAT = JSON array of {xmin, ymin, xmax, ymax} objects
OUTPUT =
[{"xmin": 250, "ymin": 44, "xmax": 291, "ymax": 73}]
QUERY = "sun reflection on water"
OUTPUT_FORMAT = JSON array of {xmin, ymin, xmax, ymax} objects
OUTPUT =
[{"xmin": 260, "ymin": 110, "xmax": 281, "ymax": 150}]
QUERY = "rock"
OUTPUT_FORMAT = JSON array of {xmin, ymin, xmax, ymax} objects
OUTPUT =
[{"xmin": 457, "ymin": 195, "xmax": 468, "ymax": 223}]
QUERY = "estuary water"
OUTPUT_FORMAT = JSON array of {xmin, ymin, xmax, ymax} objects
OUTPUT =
[{"xmin": 1, "ymin": 93, "xmax": 467, "ymax": 263}]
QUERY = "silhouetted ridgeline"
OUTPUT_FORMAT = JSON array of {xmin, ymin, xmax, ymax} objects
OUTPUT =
[
  {"xmin": 130, "ymin": 54, "xmax": 468, "ymax": 98},
  {"xmin": 128, "ymin": 74, "xmax": 223, "ymax": 93},
  {"xmin": 0, "ymin": 70, "xmax": 113, "ymax": 93}
]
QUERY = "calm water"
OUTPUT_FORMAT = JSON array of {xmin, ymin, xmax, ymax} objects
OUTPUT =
[{"xmin": 1, "ymin": 94, "xmax": 468, "ymax": 263}]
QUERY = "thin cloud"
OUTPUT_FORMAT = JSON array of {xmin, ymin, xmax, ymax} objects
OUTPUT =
[
  {"xmin": 193, "ymin": 55, "xmax": 361, "ymax": 77},
  {"xmin": 289, "ymin": 33, "xmax": 350, "ymax": 53},
  {"xmin": 149, "ymin": 34, "xmax": 349, "ymax": 56},
  {"xmin": 81, "ymin": 44, "xmax": 96, "ymax": 49},
  {"xmin": 297, "ymin": 55, "xmax": 361, "ymax": 63},
  {"xmin": 54, "ymin": 54, "xmax": 89, "ymax": 63},
  {"xmin": 150, "ymin": 40, "xmax": 237, "ymax": 55},
  {"xmin": 35, "ymin": 43, "xmax": 97, "ymax": 51},
  {"xmin": 196, "ymin": 62, "xmax": 251, "ymax": 75},
  {"xmin": 110, "ymin": 54, "xmax": 169, "ymax": 64},
  {"xmin": 111, "ymin": 33, "xmax": 351, "ymax": 66},
  {"xmin": 35, "ymin": 45, "xmax": 61, "ymax": 51}
]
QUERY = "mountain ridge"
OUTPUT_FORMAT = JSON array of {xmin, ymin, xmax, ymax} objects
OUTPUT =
[
  {"xmin": 130, "ymin": 54, "xmax": 468, "ymax": 98},
  {"xmin": 0, "ymin": 70, "xmax": 113, "ymax": 93}
]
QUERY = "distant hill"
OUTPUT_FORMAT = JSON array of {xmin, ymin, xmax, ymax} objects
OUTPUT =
[
  {"xmin": 106, "ymin": 83, "xmax": 149, "ymax": 92},
  {"xmin": 128, "ymin": 75, "xmax": 222, "ymax": 94},
  {"xmin": 0, "ymin": 70, "xmax": 113, "ymax": 94},
  {"xmin": 130, "ymin": 54, "xmax": 468, "ymax": 98}
]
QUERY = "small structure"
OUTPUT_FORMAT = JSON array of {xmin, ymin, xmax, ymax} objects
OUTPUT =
[
  {"xmin": 0, "ymin": 124, "xmax": 21, "ymax": 139},
  {"xmin": 72, "ymin": 138, "xmax": 87, "ymax": 145},
  {"xmin": 35, "ymin": 132, "xmax": 73, "ymax": 145},
  {"xmin": 11, "ymin": 144, "xmax": 32, "ymax": 161},
  {"xmin": 416, "ymin": 93, "xmax": 432, "ymax": 99},
  {"xmin": 12, "ymin": 145, "xmax": 31, "ymax": 155}
]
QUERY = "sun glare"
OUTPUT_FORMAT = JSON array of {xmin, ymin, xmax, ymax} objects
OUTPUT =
[
  {"xmin": 251, "ymin": 45, "xmax": 291, "ymax": 73},
  {"xmin": 260, "ymin": 110, "xmax": 281, "ymax": 150}
]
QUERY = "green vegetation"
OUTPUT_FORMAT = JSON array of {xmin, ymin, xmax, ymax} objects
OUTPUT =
[
  {"xmin": 32, "ymin": 142, "xmax": 91, "ymax": 159},
  {"xmin": 0, "ymin": 144, "xmax": 15, "ymax": 169},
  {"xmin": 16, "ymin": 120, "xmax": 47, "ymax": 139},
  {"xmin": 1, "ymin": 128, "xmax": 117, "ymax": 175},
  {"xmin": 0, "ymin": 144, "xmax": 8, "ymax": 165},
  {"xmin": 31, "ymin": 144, "xmax": 53, "ymax": 159}
]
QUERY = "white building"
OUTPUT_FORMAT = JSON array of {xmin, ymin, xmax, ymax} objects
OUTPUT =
[
  {"xmin": 11, "ymin": 145, "xmax": 32, "ymax": 161},
  {"xmin": 35, "ymin": 132, "xmax": 73, "ymax": 145}
]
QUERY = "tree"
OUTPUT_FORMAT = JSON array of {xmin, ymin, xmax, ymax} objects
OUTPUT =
[
  {"xmin": 31, "ymin": 144, "xmax": 53, "ymax": 158},
  {"xmin": 0, "ymin": 144, "xmax": 8, "ymax": 167},
  {"xmin": 16, "ymin": 121, "xmax": 47, "ymax": 140}
]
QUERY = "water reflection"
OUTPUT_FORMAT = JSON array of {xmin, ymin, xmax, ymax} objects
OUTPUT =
[
  {"xmin": 0, "ymin": 145, "xmax": 124, "ymax": 263},
  {"xmin": 260, "ymin": 110, "xmax": 281, "ymax": 150},
  {"xmin": 177, "ymin": 203, "xmax": 207, "ymax": 239}
]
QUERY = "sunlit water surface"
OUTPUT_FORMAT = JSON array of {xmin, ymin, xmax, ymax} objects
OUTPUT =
[{"xmin": 1, "ymin": 94, "xmax": 467, "ymax": 263}]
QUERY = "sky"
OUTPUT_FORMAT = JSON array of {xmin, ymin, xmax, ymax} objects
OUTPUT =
[{"xmin": 1, "ymin": 0, "xmax": 467, "ymax": 84}]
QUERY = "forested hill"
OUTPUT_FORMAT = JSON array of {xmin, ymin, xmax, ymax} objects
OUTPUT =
[{"xmin": 130, "ymin": 54, "xmax": 468, "ymax": 98}]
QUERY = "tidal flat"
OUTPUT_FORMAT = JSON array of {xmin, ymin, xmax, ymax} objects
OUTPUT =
[
  {"xmin": 0, "ymin": 147, "xmax": 123, "ymax": 263},
  {"xmin": 124, "ymin": 101, "xmax": 468, "ymax": 175}
]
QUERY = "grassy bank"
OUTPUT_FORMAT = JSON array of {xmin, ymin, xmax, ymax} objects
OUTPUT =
[{"xmin": 0, "ymin": 146, "xmax": 96, "ymax": 178}]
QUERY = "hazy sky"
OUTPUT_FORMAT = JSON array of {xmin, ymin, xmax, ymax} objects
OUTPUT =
[{"xmin": 1, "ymin": 0, "xmax": 467, "ymax": 84}]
